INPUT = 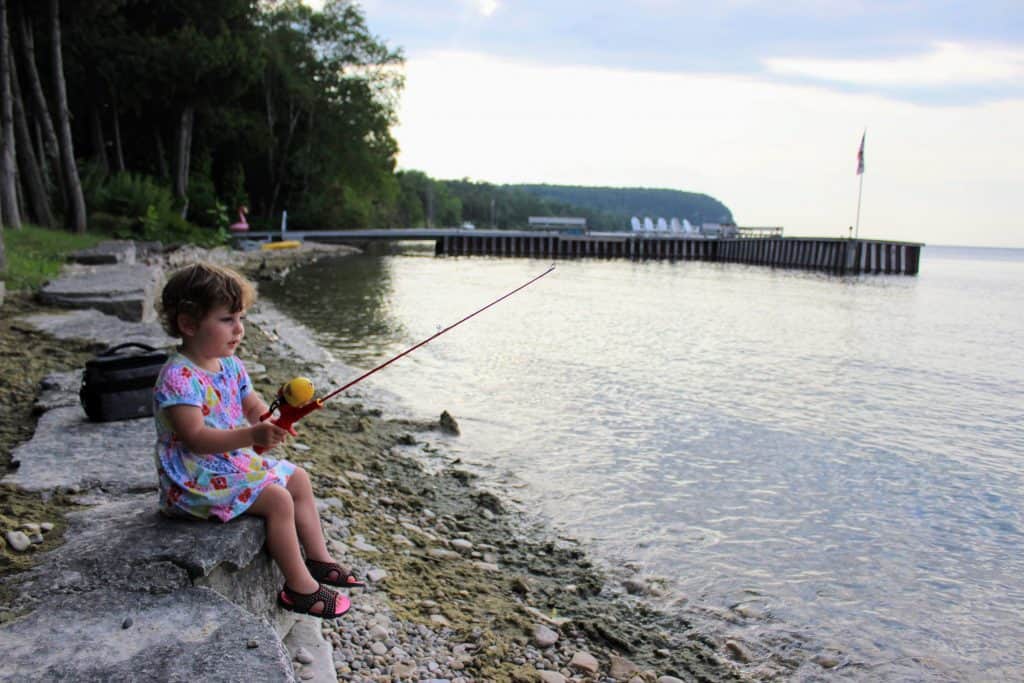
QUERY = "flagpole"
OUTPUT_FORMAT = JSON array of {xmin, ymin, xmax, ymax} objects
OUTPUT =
[
  {"xmin": 854, "ymin": 171, "xmax": 864, "ymax": 239},
  {"xmin": 854, "ymin": 128, "xmax": 866, "ymax": 239}
]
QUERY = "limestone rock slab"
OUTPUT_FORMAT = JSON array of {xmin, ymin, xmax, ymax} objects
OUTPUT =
[
  {"xmin": 68, "ymin": 240, "xmax": 137, "ymax": 265},
  {"xmin": 38, "ymin": 263, "xmax": 162, "ymax": 322},
  {"xmin": 3, "ymin": 495, "xmax": 268, "ymax": 609},
  {"xmin": 21, "ymin": 308, "xmax": 174, "ymax": 348},
  {"xmin": 0, "ymin": 587, "xmax": 295, "ymax": 682},
  {"xmin": 7, "ymin": 405, "xmax": 156, "ymax": 494},
  {"xmin": 284, "ymin": 617, "xmax": 336, "ymax": 683}
]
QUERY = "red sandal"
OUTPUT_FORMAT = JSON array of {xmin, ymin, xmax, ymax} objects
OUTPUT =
[
  {"xmin": 305, "ymin": 558, "xmax": 366, "ymax": 589},
  {"xmin": 278, "ymin": 583, "xmax": 350, "ymax": 619}
]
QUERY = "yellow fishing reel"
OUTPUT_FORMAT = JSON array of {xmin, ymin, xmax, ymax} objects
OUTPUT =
[{"xmin": 280, "ymin": 376, "xmax": 315, "ymax": 407}]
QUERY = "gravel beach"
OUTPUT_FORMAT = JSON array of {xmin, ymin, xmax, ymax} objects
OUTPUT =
[{"xmin": 0, "ymin": 243, "xmax": 742, "ymax": 682}]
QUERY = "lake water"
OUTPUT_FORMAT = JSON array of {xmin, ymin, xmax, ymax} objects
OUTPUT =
[{"xmin": 262, "ymin": 244, "xmax": 1024, "ymax": 681}]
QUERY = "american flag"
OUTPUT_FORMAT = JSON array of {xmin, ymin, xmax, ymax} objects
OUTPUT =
[{"xmin": 857, "ymin": 131, "xmax": 866, "ymax": 175}]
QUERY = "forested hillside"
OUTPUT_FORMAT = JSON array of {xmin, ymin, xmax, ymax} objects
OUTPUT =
[
  {"xmin": 437, "ymin": 180, "xmax": 734, "ymax": 231},
  {"xmin": 514, "ymin": 185, "xmax": 734, "ymax": 229}
]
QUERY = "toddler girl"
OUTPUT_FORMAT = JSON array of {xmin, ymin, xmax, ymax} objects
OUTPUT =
[{"xmin": 154, "ymin": 262, "xmax": 363, "ymax": 618}]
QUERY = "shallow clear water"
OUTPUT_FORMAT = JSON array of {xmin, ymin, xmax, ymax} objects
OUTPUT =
[{"xmin": 263, "ymin": 244, "xmax": 1024, "ymax": 680}]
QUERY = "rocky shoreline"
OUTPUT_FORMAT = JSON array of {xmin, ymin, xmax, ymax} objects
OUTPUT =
[{"xmin": 0, "ymin": 241, "xmax": 742, "ymax": 682}]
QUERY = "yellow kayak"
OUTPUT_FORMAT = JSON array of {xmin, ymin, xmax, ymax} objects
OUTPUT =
[{"xmin": 261, "ymin": 240, "xmax": 302, "ymax": 251}]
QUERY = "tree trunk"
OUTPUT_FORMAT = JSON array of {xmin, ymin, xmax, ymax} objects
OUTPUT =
[
  {"xmin": 154, "ymin": 126, "xmax": 168, "ymax": 179},
  {"xmin": 49, "ymin": 0, "xmax": 85, "ymax": 233},
  {"xmin": 14, "ymin": 4, "xmax": 60, "ymax": 197},
  {"xmin": 111, "ymin": 89, "xmax": 124, "ymax": 173},
  {"xmin": 172, "ymin": 105, "xmax": 194, "ymax": 201},
  {"xmin": 0, "ymin": 0, "xmax": 22, "ymax": 230},
  {"xmin": 268, "ymin": 100, "xmax": 300, "ymax": 218},
  {"xmin": 10, "ymin": 40, "xmax": 53, "ymax": 226},
  {"xmin": 89, "ymin": 101, "xmax": 108, "ymax": 173}
]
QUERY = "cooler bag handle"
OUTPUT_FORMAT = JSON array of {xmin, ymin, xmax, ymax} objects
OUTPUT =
[{"xmin": 99, "ymin": 342, "xmax": 159, "ymax": 356}]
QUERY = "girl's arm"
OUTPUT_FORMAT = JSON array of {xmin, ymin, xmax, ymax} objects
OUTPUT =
[
  {"xmin": 242, "ymin": 391, "xmax": 271, "ymax": 426},
  {"xmin": 165, "ymin": 404, "xmax": 289, "ymax": 455}
]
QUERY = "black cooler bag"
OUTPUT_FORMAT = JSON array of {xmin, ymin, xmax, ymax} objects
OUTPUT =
[{"xmin": 79, "ymin": 342, "xmax": 169, "ymax": 422}]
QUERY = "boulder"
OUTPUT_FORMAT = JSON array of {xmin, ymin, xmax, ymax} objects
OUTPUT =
[
  {"xmin": 0, "ymin": 587, "xmax": 294, "ymax": 681},
  {"xmin": 68, "ymin": 240, "xmax": 137, "ymax": 265},
  {"xmin": 38, "ymin": 263, "xmax": 162, "ymax": 322}
]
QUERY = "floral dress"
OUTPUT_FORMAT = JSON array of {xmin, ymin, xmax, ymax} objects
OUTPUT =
[{"xmin": 153, "ymin": 352, "xmax": 295, "ymax": 521}]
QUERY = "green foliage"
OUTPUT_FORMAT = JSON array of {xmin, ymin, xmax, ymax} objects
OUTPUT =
[
  {"xmin": 1, "ymin": 225, "xmax": 104, "ymax": 291},
  {"xmin": 25, "ymin": 2, "xmax": 732, "ymax": 242},
  {"xmin": 95, "ymin": 172, "xmax": 174, "ymax": 219},
  {"xmin": 513, "ymin": 184, "xmax": 735, "ymax": 229},
  {"xmin": 86, "ymin": 172, "xmax": 227, "ymax": 247}
]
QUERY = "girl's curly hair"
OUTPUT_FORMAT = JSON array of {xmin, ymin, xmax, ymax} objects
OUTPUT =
[{"xmin": 158, "ymin": 262, "xmax": 256, "ymax": 338}]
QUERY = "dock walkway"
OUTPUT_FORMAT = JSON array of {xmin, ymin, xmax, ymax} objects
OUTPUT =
[{"xmin": 241, "ymin": 229, "xmax": 923, "ymax": 275}]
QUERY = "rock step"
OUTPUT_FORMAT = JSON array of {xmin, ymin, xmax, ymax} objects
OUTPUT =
[
  {"xmin": 0, "ymin": 587, "xmax": 294, "ymax": 681},
  {"xmin": 67, "ymin": 240, "xmax": 138, "ymax": 265},
  {"xmin": 38, "ymin": 263, "xmax": 162, "ymax": 322}
]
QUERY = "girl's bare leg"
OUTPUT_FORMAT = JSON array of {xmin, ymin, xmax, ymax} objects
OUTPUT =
[
  {"xmin": 246, "ymin": 483, "xmax": 338, "ymax": 614},
  {"xmin": 287, "ymin": 467, "xmax": 333, "ymax": 563}
]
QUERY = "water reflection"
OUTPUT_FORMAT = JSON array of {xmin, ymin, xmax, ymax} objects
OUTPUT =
[{"xmin": 262, "ymin": 245, "xmax": 1024, "ymax": 682}]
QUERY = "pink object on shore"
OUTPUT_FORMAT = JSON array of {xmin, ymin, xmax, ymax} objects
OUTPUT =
[{"xmin": 229, "ymin": 206, "xmax": 249, "ymax": 232}]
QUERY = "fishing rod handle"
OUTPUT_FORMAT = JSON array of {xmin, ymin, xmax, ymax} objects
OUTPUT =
[{"xmin": 253, "ymin": 400, "xmax": 322, "ymax": 454}]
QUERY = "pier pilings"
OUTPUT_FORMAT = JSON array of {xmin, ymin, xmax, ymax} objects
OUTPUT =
[{"xmin": 435, "ymin": 234, "xmax": 921, "ymax": 275}]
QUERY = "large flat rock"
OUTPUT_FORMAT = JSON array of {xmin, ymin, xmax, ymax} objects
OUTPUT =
[
  {"xmin": 21, "ymin": 308, "xmax": 175, "ymax": 348},
  {"xmin": 38, "ymin": 263, "xmax": 163, "ymax": 322},
  {"xmin": 68, "ymin": 240, "xmax": 137, "ymax": 265},
  {"xmin": 0, "ymin": 587, "xmax": 294, "ymax": 682},
  {"xmin": 4, "ymin": 495, "xmax": 270, "ymax": 610},
  {"xmin": 7, "ymin": 406, "xmax": 156, "ymax": 494}
]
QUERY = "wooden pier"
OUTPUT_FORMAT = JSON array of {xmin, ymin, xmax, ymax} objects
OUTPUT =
[
  {"xmin": 240, "ymin": 228, "xmax": 922, "ymax": 275},
  {"xmin": 434, "ymin": 233, "xmax": 922, "ymax": 275}
]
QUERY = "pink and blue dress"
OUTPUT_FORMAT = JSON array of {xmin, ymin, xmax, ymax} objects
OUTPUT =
[{"xmin": 153, "ymin": 353, "xmax": 295, "ymax": 521}]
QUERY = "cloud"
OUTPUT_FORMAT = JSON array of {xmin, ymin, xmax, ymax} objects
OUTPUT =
[
  {"xmin": 393, "ymin": 50, "xmax": 1024, "ymax": 247},
  {"xmin": 763, "ymin": 42, "xmax": 1024, "ymax": 88},
  {"xmin": 476, "ymin": 0, "xmax": 499, "ymax": 17}
]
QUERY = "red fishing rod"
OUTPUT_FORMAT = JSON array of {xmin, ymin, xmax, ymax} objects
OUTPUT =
[{"xmin": 254, "ymin": 264, "xmax": 555, "ymax": 453}]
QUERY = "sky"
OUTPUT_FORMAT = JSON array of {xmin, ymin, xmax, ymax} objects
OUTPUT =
[{"xmin": 309, "ymin": 1, "xmax": 1024, "ymax": 247}]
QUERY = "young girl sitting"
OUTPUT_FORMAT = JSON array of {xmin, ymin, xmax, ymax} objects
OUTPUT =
[{"xmin": 154, "ymin": 262, "xmax": 363, "ymax": 619}]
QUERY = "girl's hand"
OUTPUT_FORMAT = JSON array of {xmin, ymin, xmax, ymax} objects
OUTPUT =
[{"xmin": 250, "ymin": 421, "xmax": 290, "ymax": 449}]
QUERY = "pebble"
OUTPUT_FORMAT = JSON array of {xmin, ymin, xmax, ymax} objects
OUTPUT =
[
  {"xmin": 299, "ymin": 670, "xmax": 315, "ymax": 680},
  {"xmin": 21, "ymin": 523, "xmax": 41, "ymax": 535},
  {"xmin": 609, "ymin": 654, "xmax": 639, "ymax": 679},
  {"xmin": 472, "ymin": 561, "xmax": 500, "ymax": 572},
  {"xmin": 352, "ymin": 537, "xmax": 379, "ymax": 553},
  {"xmin": 5, "ymin": 531, "xmax": 31, "ymax": 552},
  {"xmin": 370, "ymin": 642, "xmax": 388, "ymax": 656},
  {"xmin": 538, "ymin": 672, "xmax": 566, "ymax": 683},
  {"xmin": 247, "ymin": 639, "xmax": 260, "ymax": 649},
  {"xmin": 734, "ymin": 603, "xmax": 767, "ymax": 619},
  {"xmin": 40, "ymin": 522, "xmax": 54, "ymax": 532},
  {"xmin": 813, "ymin": 653, "xmax": 841, "ymax": 668},
  {"xmin": 366, "ymin": 568, "xmax": 388, "ymax": 583},
  {"xmin": 392, "ymin": 662, "xmax": 417, "ymax": 677},
  {"xmin": 724, "ymin": 640, "xmax": 753, "ymax": 663},
  {"xmin": 533, "ymin": 624, "xmax": 559, "ymax": 648},
  {"xmin": 450, "ymin": 538, "xmax": 473, "ymax": 552},
  {"xmin": 295, "ymin": 647, "xmax": 314, "ymax": 664},
  {"xmin": 570, "ymin": 651, "xmax": 599, "ymax": 674}
]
